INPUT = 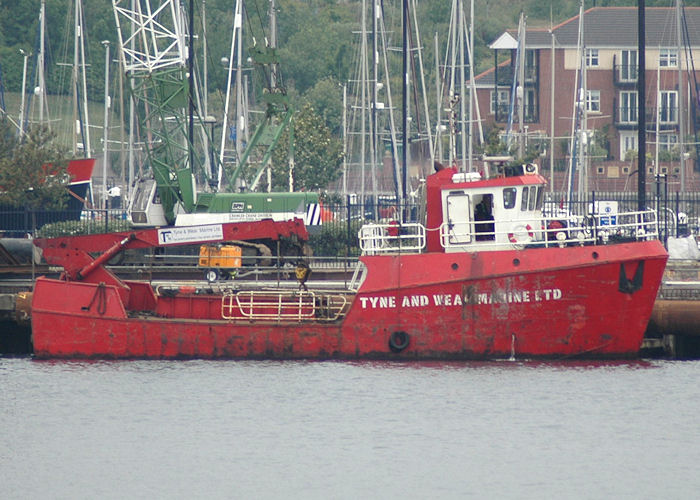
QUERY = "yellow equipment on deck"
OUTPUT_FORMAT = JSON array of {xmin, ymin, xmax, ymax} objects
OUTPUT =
[{"xmin": 198, "ymin": 244, "xmax": 242, "ymax": 282}]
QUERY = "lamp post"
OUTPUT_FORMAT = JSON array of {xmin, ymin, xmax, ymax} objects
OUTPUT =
[{"xmin": 102, "ymin": 40, "xmax": 110, "ymax": 209}]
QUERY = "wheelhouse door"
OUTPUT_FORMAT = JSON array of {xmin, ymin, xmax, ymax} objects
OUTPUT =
[{"xmin": 445, "ymin": 192, "xmax": 472, "ymax": 245}]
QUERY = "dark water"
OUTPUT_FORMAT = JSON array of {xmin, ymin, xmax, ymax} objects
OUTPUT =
[{"xmin": 2, "ymin": 358, "xmax": 699, "ymax": 499}]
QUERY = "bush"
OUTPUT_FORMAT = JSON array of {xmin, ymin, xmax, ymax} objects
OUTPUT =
[
  {"xmin": 308, "ymin": 220, "xmax": 363, "ymax": 257},
  {"xmin": 36, "ymin": 218, "xmax": 132, "ymax": 238}
]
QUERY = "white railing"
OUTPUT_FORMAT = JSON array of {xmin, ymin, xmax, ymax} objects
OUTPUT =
[
  {"xmin": 358, "ymin": 210, "xmax": 659, "ymax": 255},
  {"xmin": 439, "ymin": 209, "xmax": 659, "ymax": 250},
  {"xmin": 222, "ymin": 290, "xmax": 348, "ymax": 321},
  {"xmin": 358, "ymin": 223, "xmax": 426, "ymax": 255}
]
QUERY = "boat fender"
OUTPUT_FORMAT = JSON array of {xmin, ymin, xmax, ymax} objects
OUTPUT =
[
  {"xmin": 388, "ymin": 331, "xmax": 410, "ymax": 353},
  {"xmin": 508, "ymin": 224, "xmax": 533, "ymax": 249}
]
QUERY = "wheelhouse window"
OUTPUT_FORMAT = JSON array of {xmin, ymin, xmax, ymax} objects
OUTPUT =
[
  {"xmin": 528, "ymin": 186, "xmax": 537, "ymax": 211},
  {"xmin": 520, "ymin": 186, "xmax": 539, "ymax": 211},
  {"xmin": 503, "ymin": 188, "xmax": 517, "ymax": 209},
  {"xmin": 521, "ymin": 187, "xmax": 529, "ymax": 211}
]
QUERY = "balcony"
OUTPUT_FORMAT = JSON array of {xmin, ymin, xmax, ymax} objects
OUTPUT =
[
  {"xmin": 613, "ymin": 64, "xmax": 638, "ymax": 87},
  {"xmin": 494, "ymin": 103, "xmax": 538, "ymax": 124},
  {"xmin": 493, "ymin": 65, "xmax": 537, "ymax": 86},
  {"xmin": 613, "ymin": 104, "xmax": 679, "ymax": 131}
]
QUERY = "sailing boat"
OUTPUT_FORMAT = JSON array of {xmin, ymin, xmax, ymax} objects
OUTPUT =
[{"xmin": 0, "ymin": 0, "xmax": 94, "ymax": 234}]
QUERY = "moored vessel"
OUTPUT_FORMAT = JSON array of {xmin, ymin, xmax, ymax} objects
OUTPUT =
[{"xmin": 29, "ymin": 162, "xmax": 668, "ymax": 359}]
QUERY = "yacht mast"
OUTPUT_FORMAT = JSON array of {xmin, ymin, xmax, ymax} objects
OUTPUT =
[
  {"xmin": 638, "ymin": 0, "xmax": 647, "ymax": 210},
  {"xmin": 38, "ymin": 0, "xmax": 46, "ymax": 124},
  {"xmin": 677, "ymin": 0, "xmax": 686, "ymax": 191}
]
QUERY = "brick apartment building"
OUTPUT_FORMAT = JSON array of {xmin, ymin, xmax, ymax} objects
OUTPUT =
[{"xmin": 473, "ymin": 6, "xmax": 700, "ymax": 192}]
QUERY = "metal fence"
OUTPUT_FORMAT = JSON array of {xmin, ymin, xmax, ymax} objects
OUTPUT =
[
  {"xmin": 2, "ymin": 186, "xmax": 697, "ymax": 254},
  {"xmin": 0, "ymin": 208, "xmax": 130, "ymax": 238}
]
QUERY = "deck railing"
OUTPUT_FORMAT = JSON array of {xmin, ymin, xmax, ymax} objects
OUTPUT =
[
  {"xmin": 222, "ymin": 290, "xmax": 348, "ymax": 322},
  {"xmin": 358, "ymin": 209, "xmax": 659, "ymax": 255}
]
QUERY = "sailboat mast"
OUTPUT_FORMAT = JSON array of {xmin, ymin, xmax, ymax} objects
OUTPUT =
[
  {"xmin": 677, "ymin": 0, "xmax": 686, "ymax": 191},
  {"xmin": 102, "ymin": 41, "xmax": 111, "ymax": 209},
  {"xmin": 267, "ymin": 0, "xmax": 277, "ymax": 192},
  {"xmin": 435, "ymin": 32, "xmax": 442, "ymax": 163},
  {"xmin": 467, "ymin": 0, "xmax": 475, "ymax": 171},
  {"xmin": 402, "ymin": 0, "xmax": 408, "ymax": 201},
  {"xmin": 73, "ymin": 0, "xmax": 80, "ymax": 154},
  {"xmin": 38, "ymin": 0, "xmax": 46, "ymax": 124},
  {"xmin": 360, "ymin": 0, "xmax": 367, "ymax": 206},
  {"xmin": 517, "ymin": 13, "xmax": 526, "ymax": 159},
  {"xmin": 78, "ymin": 0, "xmax": 91, "ymax": 157},
  {"xmin": 638, "ymin": 0, "xmax": 646, "ymax": 210},
  {"xmin": 458, "ymin": 0, "xmax": 467, "ymax": 171},
  {"xmin": 202, "ymin": 0, "xmax": 211, "ymax": 178},
  {"xmin": 371, "ymin": 0, "xmax": 378, "ymax": 212}
]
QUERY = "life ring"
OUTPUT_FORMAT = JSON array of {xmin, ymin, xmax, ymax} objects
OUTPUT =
[
  {"xmin": 388, "ymin": 331, "xmax": 410, "ymax": 353},
  {"xmin": 508, "ymin": 224, "xmax": 533, "ymax": 249}
]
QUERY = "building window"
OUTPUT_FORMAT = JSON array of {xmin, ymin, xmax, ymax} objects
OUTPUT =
[
  {"xmin": 622, "ymin": 166, "xmax": 630, "ymax": 174},
  {"xmin": 490, "ymin": 90, "xmax": 509, "ymax": 114},
  {"xmin": 658, "ymin": 133, "xmax": 678, "ymax": 151},
  {"xmin": 597, "ymin": 166, "xmax": 605, "ymax": 174},
  {"xmin": 659, "ymin": 49, "xmax": 678, "ymax": 68},
  {"xmin": 586, "ymin": 49, "xmax": 599, "ymax": 67},
  {"xmin": 673, "ymin": 167, "xmax": 680, "ymax": 174},
  {"xmin": 659, "ymin": 91, "xmax": 678, "ymax": 124},
  {"xmin": 661, "ymin": 166, "xmax": 668, "ymax": 174},
  {"xmin": 524, "ymin": 50, "xmax": 537, "ymax": 81},
  {"xmin": 620, "ymin": 132, "xmax": 638, "ymax": 160},
  {"xmin": 587, "ymin": 90, "xmax": 601, "ymax": 112},
  {"xmin": 620, "ymin": 50, "xmax": 638, "ymax": 81},
  {"xmin": 619, "ymin": 91, "xmax": 638, "ymax": 123},
  {"xmin": 524, "ymin": 88, "xmax": 537, "ymax": 122}
]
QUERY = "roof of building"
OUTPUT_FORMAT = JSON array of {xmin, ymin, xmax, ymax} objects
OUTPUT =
[
  {"xmin": 474, "ymin": 7, "xmax": 700, "ymax": 86},
  {"xmin": 549, "ymin": 7, "xmax": 700, "ymax": 49}
]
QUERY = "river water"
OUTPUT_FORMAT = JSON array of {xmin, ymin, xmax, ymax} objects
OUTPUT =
[{"xmin": 1, "ymin": 357, "xmax": 699, "ymax": 499}]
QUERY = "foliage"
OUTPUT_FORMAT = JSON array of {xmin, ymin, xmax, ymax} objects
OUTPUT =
[
  {"xmin": 588, "ymin": 126, "xmax": 611, "ymax": 161},
  {"xmin": 36, "ymin": 217, "xmax": 132, "ymax": 238},
  {"xmin": 270, "ymin": 102, "xmax": 344, "ymax": 191},
  {"xmin": 0, "ymin": 120, "xmax": 70, "ymax": 209},
  {"xmin": 307, "ymin": 220, "xmax": 362, "ymax": 257},
  {"xmin": 302, "ymin": 77, "xmax": 344, "ymax": 135},
  {"xmin": 277, "ymin": 2, "xmax": 354, "ymax": 95}
]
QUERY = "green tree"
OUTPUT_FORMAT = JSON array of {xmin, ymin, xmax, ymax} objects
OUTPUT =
[
  {"xmin": 0, "ymin": 120, "xmax": 70, "ymax": 209},
  {"xmin": 302, "ymin": 77, "xmax": 343, "ymax": 135},
  {"xmin": 271, "ymin": 103, "xmax": 343, "ymax": 191}
]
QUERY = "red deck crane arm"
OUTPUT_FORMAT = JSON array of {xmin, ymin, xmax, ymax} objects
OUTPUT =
[{"xmin": 34, "ymin": 219, "xmax": 309, "ymax": 281}]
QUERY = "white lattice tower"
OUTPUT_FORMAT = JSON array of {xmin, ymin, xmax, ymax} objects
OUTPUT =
[{"xmin": 113, "ymin": 0, "xmax": 186, "ymax": 74}]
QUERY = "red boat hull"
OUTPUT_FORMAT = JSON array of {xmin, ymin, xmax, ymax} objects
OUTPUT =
[{"xmin": 31, "ymin": 241, "xmax": 667, "ymax": 359}]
